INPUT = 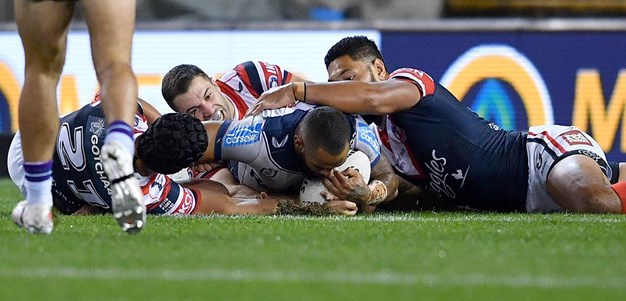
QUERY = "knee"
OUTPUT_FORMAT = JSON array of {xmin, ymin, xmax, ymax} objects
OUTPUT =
[
  {"xmin": 94, "ymin": 61, "xmax": 134, "ymax": 83},
  {"xmin": 547, "ymin": 155, "xmax": 619, "ymax": 213},
  {"xmin": 26, "ymin": 45, "xmax": 66, "ymax": 75}
]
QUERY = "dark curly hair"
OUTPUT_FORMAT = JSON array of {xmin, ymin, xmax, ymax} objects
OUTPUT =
[
  {"xmin": 300, "ymin": 106, "xmax": 351, "ymax": 156},
  {"xmin": 136, "ymin": 113, "xmax": 208, "ymax": 174},
  {"xmin": 324, "ymin": 36, "xmax": 385, "ymax": 69}
]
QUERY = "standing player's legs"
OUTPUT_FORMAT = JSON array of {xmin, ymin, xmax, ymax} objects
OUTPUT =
[
  {"xmin": 12, "ymin": 0, "xmax": 75, "ymax": 234},
  {"xmin": 81, "ymin": 0, "xmax": 145, "ymax": 233},
  {"xmin": 547, "ymin": 155, "xmax": 624, "ymax": 213}
]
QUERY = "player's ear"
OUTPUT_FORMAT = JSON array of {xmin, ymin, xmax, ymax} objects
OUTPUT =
[
  {"xmin": 294, "ymin": 134, "xmax": 305, "ymax": 154},
  {"xmin": 373, "ymin": 58, "xmax": 386, "ymax": 80}
]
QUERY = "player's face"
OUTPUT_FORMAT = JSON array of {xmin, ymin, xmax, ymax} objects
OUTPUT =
[
  {"xmin": 302, "ymin": 144, "xmax": 351, "ymax": 178},
  {"xmin": 327, "ymin": 55, "xmax": 378, "ymax": 83},
  {"xmin": 173, "ymin": 76, "xmax": 234, "ymax": 121}
]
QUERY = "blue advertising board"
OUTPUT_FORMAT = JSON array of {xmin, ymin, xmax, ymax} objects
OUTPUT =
[
  {"xmin": 2, "ymin": 28, "xmax": 626, "ymax": 177},
  {"xmin": 382, "ymin": 31, "xmax": 626, "ymax": 161}
]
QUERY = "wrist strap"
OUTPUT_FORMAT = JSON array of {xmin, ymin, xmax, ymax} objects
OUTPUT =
[
  {"xmin": 293, "ymin": 82, "xmax": 307, "ymax": 103},
  {"xmin": 367, "ymin": 180, "xmax": 388, "ymax": 205}
]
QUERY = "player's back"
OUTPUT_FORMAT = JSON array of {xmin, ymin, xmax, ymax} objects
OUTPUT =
[
  {"xmin": 390, "ymin": 82, "xmax": 528, "ymax": 211},
  {"xmin": 217, "ymin": 103, "xmax": 381, "ymax": 193},
  {"xmin": 216, "ymin": 103, "xmax": 311, "ymax": 192},
  {"xmin": 51, "ymin": 104, "xmax": 114, "ymax": 213}
]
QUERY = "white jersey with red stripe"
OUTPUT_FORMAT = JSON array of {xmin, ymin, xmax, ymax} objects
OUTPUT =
[
  {"xmin": 217, "ymin": 61, "xmax": 294, "ymax": 120},
  {"xmin": 188, "ymin": 61, "xmax": 296, "ymax": 180},
  {"xmin": 139, "ymin": 173, "xmax": 199, "ymax": 215},
  {"xmin": 372, "ymin": 117, "xmax": 420, "ymax": 181}
]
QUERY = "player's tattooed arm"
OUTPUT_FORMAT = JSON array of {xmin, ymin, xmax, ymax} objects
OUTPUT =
[
  {"xmin": 324, "ymin": 155, "xmax": 398, "ymax": 207},
  {"xmin": 276, "ymin": 199, "xmax": 357, "ymax": 216},
  {"xmin": 366, "ymin": 155, "xmax": 399, "ymax": 204}
]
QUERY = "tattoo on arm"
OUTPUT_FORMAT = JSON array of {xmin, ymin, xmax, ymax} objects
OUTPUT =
[{"xmin": 276, "ymin": 199, "xmax": 333, "ymax": 216}]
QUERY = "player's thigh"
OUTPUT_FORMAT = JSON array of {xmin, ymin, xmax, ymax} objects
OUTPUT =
[
  {"xmin": 14, "ymin": 0, "xmax": 74, "ymax": 65},
  {"xmin": 81, "ymin": 0, "xmax": 136, "ymax": 67},
  {"xmin": 547, "ymin": 154, "xmax": 615, "ymax": 211}
]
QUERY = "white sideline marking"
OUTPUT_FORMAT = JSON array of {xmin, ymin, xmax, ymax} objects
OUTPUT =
[{"xmin": 0, "ymin": 267, "xmax": 623, "ymax": 288}]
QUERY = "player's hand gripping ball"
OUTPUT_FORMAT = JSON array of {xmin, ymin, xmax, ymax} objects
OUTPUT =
[{"xmin": 299, "ymin": 150, "xmax": 371, "ymax": 204}]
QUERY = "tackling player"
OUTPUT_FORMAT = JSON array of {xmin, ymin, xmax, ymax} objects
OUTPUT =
[
  {"xmin": 250, "ymin": 35, "xmax": 626, "ymax": 214},
  {"xmin": 161, "ymin": 62, "xmax": 398, "ymax": 210},
  {"xmin": 160, "ymin": 62, "xmax": 306, "ymax": 186},
  {"xmin": 162, "ymin": 62, "xmax": 305, "ymax": 122}
]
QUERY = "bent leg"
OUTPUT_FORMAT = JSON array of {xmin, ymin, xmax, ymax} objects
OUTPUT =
[{"xmin": 547, "ymin": 155, "xmax": 622, "ymax": 213}]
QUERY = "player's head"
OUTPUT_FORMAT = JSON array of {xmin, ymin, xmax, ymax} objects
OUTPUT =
[
  {"xmin": 324, "ymin": 36, "xmax": 387, "ymax": 83},
  {"xmin": 162, "ymin": 64, "xmax": 235, "ymax": 121},
  {"xmin": 136, "ymin": 113, "xmax": 208, "ymax": 175},
  {"xmin": 295, "ymin": 106, "xmax": 352, "ymax": 177}
]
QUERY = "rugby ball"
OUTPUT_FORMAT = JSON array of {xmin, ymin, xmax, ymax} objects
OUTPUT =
[{"xmin": 299, "ymin": 150, "xmax": 371, "ymax": 204}]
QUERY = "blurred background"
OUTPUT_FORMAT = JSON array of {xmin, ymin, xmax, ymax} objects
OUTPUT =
[
  {"xmin": 2, "ymin": 0, "xmax": 626, "ymax": 22},
  {"xmin": 2, "ymin": 0, "xmax": 626, "ymax": 176}
]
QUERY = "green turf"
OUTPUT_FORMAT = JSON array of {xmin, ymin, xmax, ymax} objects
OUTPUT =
[{"xmin": 0, "ymin": 178, "xmax": 625, "ymax": 300}]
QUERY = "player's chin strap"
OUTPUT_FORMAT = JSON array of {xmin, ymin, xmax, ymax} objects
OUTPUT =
[{"xmin": 367, "ymin": 180, "xmax": 388, "ymax": 205}]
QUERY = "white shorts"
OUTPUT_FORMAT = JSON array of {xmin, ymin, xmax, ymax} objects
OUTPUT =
[
  {"xmin": 525, "ymin": 125, "xmax": 610, "ymax": 212},
  {"xmin": 7, "ymin": 132, "xmax": 26, "ymax": 197}
]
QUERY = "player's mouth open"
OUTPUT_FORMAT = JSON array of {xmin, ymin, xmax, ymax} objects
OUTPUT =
[{"xmin": 208, "ymin": 110, "xmax": 225, "ymax": 121}]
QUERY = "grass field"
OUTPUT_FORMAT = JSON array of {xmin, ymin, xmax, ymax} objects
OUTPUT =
[{"xmin": 0, "ymin": 179, "xmax": 625, "ymax": 300}]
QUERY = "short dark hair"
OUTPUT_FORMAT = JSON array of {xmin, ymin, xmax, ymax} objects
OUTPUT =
[
  {"xmin": 324, "ymin": 36, "xmax": 385, "ymax": 69},
  {"xmin": 161, "ymin": 64, "xmax": 210, "ymax": 111},
  {"xmin": 300, "ymin": 106, "xmax": 351, "ymax": 155},
  {"xmin": 136, "ymin": 113, "xmax": 208, "ymax": 174}
]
